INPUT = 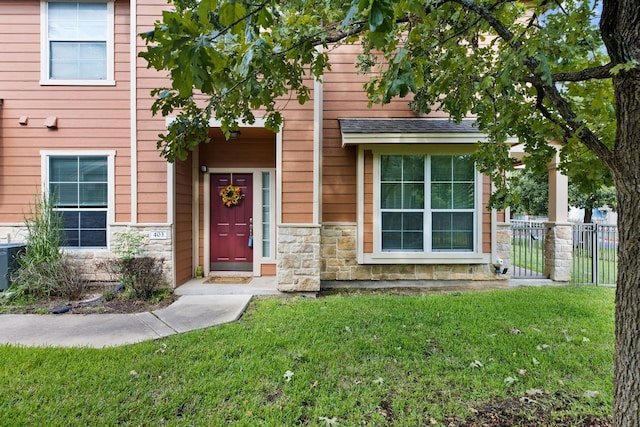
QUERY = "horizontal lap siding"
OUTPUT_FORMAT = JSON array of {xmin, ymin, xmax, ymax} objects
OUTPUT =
[
  {"xmin": 136, "ymin": 0, "xmax": 170, "ymax": 223},
  {"xmin": 174, "ymin": 155, "xmax": 193, "ymax": 285},
  {"xmin": 322, "ymin": 44, "xmax": 423, "ymax": 223},
  {"xmin": 363, "ymin": 150, "xmax": 374, "ymax": 253},
  {"xmin": 0, "ymin": 0, "xmax": 132, "ymax": 223},
  {"xmin": 281, "ymin": 104, "xmax": 314, "ymax": 224},
  {"xmin": 482, "ymin": 175, "xmax": 492, "ymax": 253}
]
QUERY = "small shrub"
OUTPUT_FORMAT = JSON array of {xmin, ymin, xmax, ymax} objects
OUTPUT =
[
  {"xmin": 49, "ymin": 258, "xmax": 89, "ymax": 300},
  {"xmin": 118, "ymin": 257, "xmax": 167, "ymax": 300},
  {"xmin": 100, "ymin": 230, "xmax": 168, "ymax": 301}
]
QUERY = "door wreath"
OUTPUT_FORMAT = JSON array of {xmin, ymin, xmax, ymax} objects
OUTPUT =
[{"xmin": 219, "ymin": 184, "xmax": 242, "ymax": 207}]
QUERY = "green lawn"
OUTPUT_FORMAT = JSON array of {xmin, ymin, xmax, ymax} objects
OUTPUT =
[{"xmin": 0, "ymin": 286, "xmax": 614, "ymax": 426}]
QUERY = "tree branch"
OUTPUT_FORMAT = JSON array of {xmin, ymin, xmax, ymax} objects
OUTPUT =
[
  {"xmin": 551, "ymin": 63, "xmax": 614, "ymax": 82},
  {"xmin": 450, "ymin": 0, "xmax": 614, "ymax": 164}
]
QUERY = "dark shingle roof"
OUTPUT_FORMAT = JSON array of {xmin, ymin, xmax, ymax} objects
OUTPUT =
[{"xmin": 338, "ymin": 118, "xmax": 479, "ymax": 134}]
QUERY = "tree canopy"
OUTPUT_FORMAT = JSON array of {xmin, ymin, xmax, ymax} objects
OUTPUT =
[
  {"xmin": 140, "ymin": 0, "xmax": 614, "ymax": 207},
  {"xmin": 141, "ymin": 1, "xmax": 640, "ymax": 424}
]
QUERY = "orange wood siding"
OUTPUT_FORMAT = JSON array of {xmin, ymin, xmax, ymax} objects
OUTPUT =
[
  {"xmin": 482, "ymin": 175, "xmax": 492, "ymax": 253},
  {"xmin": 202, "ymin": 128, "xmax": 276, "ymax": 169},
  {"xmin": 0, "ymin": 0, "xmax": 132, "ymax": 223},
  {"xmin": 363, "ymin": 150, "xmax": 374, "ymax": 253},
  {"xmin": 321, "ymin": 44, "xmax": 451, "ymax": 223},
  {"xmin": 280, "ymin": 102, "xmax": 315, "ymax": 223},
  {"xmin": 135, "ymin": 0, "xmax": 170, "ymax": 224},
  {"xmin": 174, "ymin": 155, "xmax": 193, "ymax": 285}
]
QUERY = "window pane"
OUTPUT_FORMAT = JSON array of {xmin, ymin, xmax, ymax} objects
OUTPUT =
[
  {"xmin": 431, "ymin": 183, "xmax": 451, "ymax": 209},
  {"xmin": 60, "ymin": 211, "xmax": 79, "ymax": 229},
  {"xmin": 382, "ymin": 212, "xmax": 402, "ymax": 231},
  {"xmin": 452, "ymin": 212, "xmax": 474, "ymax": 230},
  {"xmin": 432, "ymin": 212, "xmax": 473, "ymax": 251},
  {"xmin": 382, "ymin": 232, "xmax": 402, "ymax": 250},
  {"xmin": 50, "ymin": 183, "xmax": 78, "ymax": 207},
  {"xmin": 80, "ymin": 229, "xmax": 107, "ymax": 247},
  {"xmin": 381, "ymin": 155, "xmax": 402, "ymax": 181},
  {"xmin": 80, "ymin": 158, "xmax": 108, "ymax": 181},
  {"xmin": 452, "ymin": 183, "xmax": 474, "ymax": 208},
  {"xmin": 80, "ymin": 211, "xmax": 106, "ymax": 229},
  {"xmin": 79, "ymin": 183, "xmax": 107, "ymax": 206},
  {"xmin": 61, "ymin": 229, "xmax": 79, "ymax": 247},
  {"xmin": 453, "ymin": 155, "xmax": 475, "ymax": 180},
  {"xmin": 403, "ymin": 232, "xmax": 424, "ymax": 250},
  {"xmin": 403, "ymin": 156, "xmax": 424, "ymax": 181},
  {"xmin": 381, "ymin": 183, "xmax": 402, "ymax": 209},
  {"xmin": 431, "ymin": 156, "xmax": 451, "ymax": 181},
  {"xmin": 51, "ymin": 42, "xmax": 106, "ymax": 80},
  {"xmin": 50, "ymin": 157, "xmax": 78, "ymax": 182},
  {"xmin": 403, "ymin": 212, "xmax": 423, "ymax": 231},
  {"xmin": 403, "ymin": 183, "xmax": 424, "ymax": 209}
]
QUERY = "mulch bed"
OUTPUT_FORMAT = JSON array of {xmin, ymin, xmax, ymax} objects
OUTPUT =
[{"xmin": 1, "ymin": 282, "xmax": 177, "ymax": 315}]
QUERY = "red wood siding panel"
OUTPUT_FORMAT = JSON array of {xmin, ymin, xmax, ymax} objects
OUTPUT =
[
  {"xmin": 174, "ymin": 156, "xmax": 193, "ymax": 285},
  {"xmin": 0, "ymin": 0, "xmax": 132, "ymax": 223}
]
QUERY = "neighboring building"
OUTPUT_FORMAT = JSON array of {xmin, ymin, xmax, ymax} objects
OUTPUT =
[{"xmin": 0, "ymin": 0, "xmax": 513, "ymax": 291}]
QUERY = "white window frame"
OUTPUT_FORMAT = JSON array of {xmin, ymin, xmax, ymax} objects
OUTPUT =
[
  {"xmin": 40, "ymin": 0, "xmax": 115, "ymax": 86},
  {"xmin": 41, "ymin": 150, "xmax": 116, "ymax": 249},
  {"xmin": 360, "ymin": 144, "xmax": 489, "ymax": 264}
]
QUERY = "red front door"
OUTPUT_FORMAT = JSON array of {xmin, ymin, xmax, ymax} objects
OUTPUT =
[{"xmin": 210, "ymin": 173, "xmax": 253, "ymax": 271}]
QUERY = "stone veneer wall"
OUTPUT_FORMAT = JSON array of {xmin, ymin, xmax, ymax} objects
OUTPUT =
[
  {"xmin": 0, "ymin": 224, "xmax": 173, "ymax": 284},
  {"xmin": 277, "ymin": 224, "xmax": 321, "ymax": 291},
  {"xmin": 321, "ymin": 223, "xmax": 504, "ymax": 282}
]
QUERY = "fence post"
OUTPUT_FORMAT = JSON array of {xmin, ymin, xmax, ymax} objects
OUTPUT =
[
  {"xmin": 544, "ymin": 222, "xmax": 573, "ymax": 281},
  {"xmin": 592, "ymin": 225, "xmax": 599, "ymax": 286}
]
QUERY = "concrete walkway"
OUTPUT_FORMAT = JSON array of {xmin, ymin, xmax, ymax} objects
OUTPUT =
[{"xmin": 0, "ymin": 277, "xmax": 283, "ymax": 348}]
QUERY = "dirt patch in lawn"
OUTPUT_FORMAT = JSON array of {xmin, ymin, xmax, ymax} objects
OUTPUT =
[{"xmin": 447, "ymin": 392, "xmax": 611, "ymax": 426}]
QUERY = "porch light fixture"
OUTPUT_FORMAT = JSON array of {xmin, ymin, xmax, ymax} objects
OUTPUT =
[{"xmin": 200, "ymin": 165, "xmax": 208, "ymax": 173}]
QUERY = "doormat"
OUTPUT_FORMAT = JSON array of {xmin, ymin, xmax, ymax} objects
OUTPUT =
[{"xmin": 203, "ymin": 275, "xmax": 253, "ymax": 284}]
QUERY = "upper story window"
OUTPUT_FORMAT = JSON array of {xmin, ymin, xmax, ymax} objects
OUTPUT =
[{"xmin": 41, "ymin": 1, "xmax": 115, "ymax": 85}]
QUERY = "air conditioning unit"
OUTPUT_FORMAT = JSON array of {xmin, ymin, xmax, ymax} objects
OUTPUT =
[{"xmin": 0, "ymin": 243, "xmax": 26, "ymax": 291}]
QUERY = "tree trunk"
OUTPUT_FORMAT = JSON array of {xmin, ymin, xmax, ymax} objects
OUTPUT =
[
  {"xmin": 610, "ymin": 53, "xmax": 640, "ymax": 427},
  {"xmin": 583, "ymin": 202, "xmax": 593, "ymax": 224},
  {"xmin": 601, "ymin": 1, "xmax": 640, "ymax": 424}
]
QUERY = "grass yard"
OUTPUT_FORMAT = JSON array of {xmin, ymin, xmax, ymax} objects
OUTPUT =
[{"xmin": 0, "ymin": 286, "xmax": 614, "ymax": 426}]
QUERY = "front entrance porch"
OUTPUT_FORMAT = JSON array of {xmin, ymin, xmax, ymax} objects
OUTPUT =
[{"xmin": 197, "ymin": 125, "xmax": 278, "ymax": 279}]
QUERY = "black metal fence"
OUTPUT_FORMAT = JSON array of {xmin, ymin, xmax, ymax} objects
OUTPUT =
[
  {"xmin": 572, "ymin": 223, "xmax": 618, "ymax": 286},
  {"xmin": 511, "ymin": 220, "xmax": 547, "ymax": 278}
]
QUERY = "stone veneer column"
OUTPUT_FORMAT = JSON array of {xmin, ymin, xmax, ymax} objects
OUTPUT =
[
  {"xmin": 544, "ymin": 222, "xmax": 573, "ymax": 281},
  {"xmin": 496, "ymin": 222, "xmax": 512, "ymax": 278},
  {"xmin": 277, "ymin": 224, "xmax": 321, "ymax": 292}
]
